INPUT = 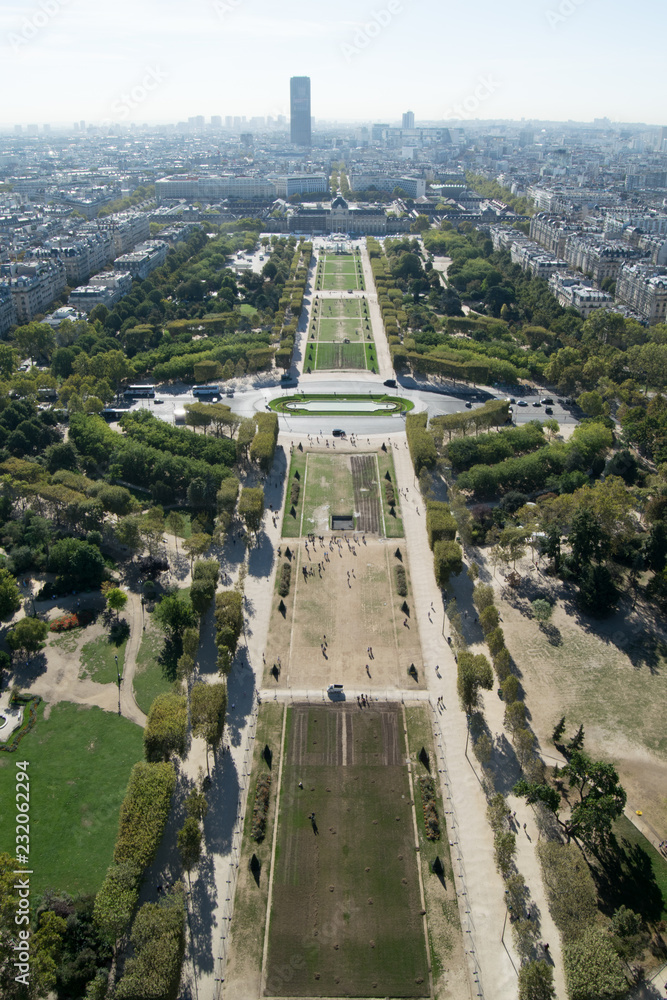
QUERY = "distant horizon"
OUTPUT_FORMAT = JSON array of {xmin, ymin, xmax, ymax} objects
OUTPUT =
[{"xmin": 0, "ymin": 0, "xmax": 665, "ymax": 126}]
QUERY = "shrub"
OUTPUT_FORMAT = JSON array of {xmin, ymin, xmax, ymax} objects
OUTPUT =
[
  {"xmin": 395, "ymin": 564, "xmax": 407, "ymax": 597},
  {"xmin": 494, "ymin": 830, "xmax": 516, "ymax": 879},
  {"xmin": 493, "ymin": 646, "xmax": 512, "ymax": 681},
  {"xmin": 114, "ymin": 888, "xmax": 186, "ymax": 1000},
  {"xmin": 472, "ymin": 583, "xmax": 494, "ymax": 612},
  {"xmin": 433, "ymin": 539, "xmax": 463, "ymax": 588},
  {"xmin": 479, "ymin": 604, "xmax": 500, "ymax": 635},
  {"xmin": 93, "ymin": 859, "xmax": 140, "ymax": 946},
  {"xmin": 563, "ymin": 927, "xmax": 628, "ymax": 1000},
  {"xmin": 536, "ymin": 841, "xmax": 597, "ymax": 939},
  {"xmin": 418, "ymin": 775, "xmax": 441, "ymax": 840},
  {"xmin": 487, "ymin": 626, "xmax": 506, "ymax": 657},
  {"xmin": 426, "ymin": 501, "xmax": 458, "ymax": 550},
  {"xmin": 144, "ymin": 693, "xmax": 188, "ymax": 763},
  {"xmin": 49, "ymin": 609, "xmax": 95, "ymax": 632},
  {"xmin": 251, "ymin": 773, "xmax": 272, "ymax": 842},
  {"xmin": 384, "ymin": 481, "xmax": 396, "ymax": 506},
  {"xmin": 114, "ymin": 762, "xmax": 176, "ymax": 873},
  {"xmin": 290, "ymin": 482, "xmax": 300, "ymax": 506},
  {"xmin": 214, "ymin": 591, "xmax": 243, "ymax": 658},
  {"xmin": 278, "ymin": 562, "xmax": 291, "ymax": 597},
  {"xmin": 406, "ymin": 412, "xmax": 437, "ymax": 475}
]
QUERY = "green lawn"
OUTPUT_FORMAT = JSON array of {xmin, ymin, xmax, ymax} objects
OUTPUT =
[
  {"xmin": 282, "ymin": 450, "xmax": 308, "ymax": 538},
  {"xmin": 313, "ymin": 341, "xmax": 367, "ymax": 370},
  {"xmin": 0, "ymin": 702, "xmax": 144, "ymax": 897},
  {"xmin": 377, "ymin": 449, "xmax": 404, "ymax": 537},
  {"xmin": 80, "ymin": 633, "xmax": 127, "ymax": 684},
  {"xmin": 316, "ymin": 256, "xmax": 365, "ymax": 292},
  {"xmin": 364, "ymin": 341, "xmax": 378, "ymax": 372},
  {"xmin": 611, "ymin": 815, "xmax": 667, "ymax": 922},
  {"xmin": 265, "ymin": 704, "xmax": 429, "ymax": 997},
  {"xmin": 133, "ymin": 624, "xmax": 174, "ymax": 715}
]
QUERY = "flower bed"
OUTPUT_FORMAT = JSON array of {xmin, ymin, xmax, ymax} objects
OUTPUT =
[
  {"xmin": 49, "ymin": 609, "xmax": 95, "ymax": 632},
  {"xmin": 418, "ymin": 774, "xmax": 441, "ymax": 841},
  {"xmin": 0, "ymin": 696, "xmax": 42, "ymax": 753}
]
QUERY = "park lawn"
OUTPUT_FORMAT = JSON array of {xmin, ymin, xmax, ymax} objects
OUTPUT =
[
  {"xmin": 364, "ymin": 340, "xmax": 379, "ymax": 373},
  {"xmin": 265, "ymin": 704, "xmax": 429, "ymax": 997},
  {"xmin": 0, "ymin": 701, "xmax": 144, "ymax": 897},
  {"xmin": 301, "ymin": 453, "xmax": 356, "ymax": 533},
  {"xmin": 377, "ymin": 449, "xmax": 404, "ymax": 538},
  {"xmin": 222, "ymin": 702, "xmax": 285, "ymax": 997},
  {"xmin": 282, "ymin": 450, "xmax": 308, "ymax": 538},
  {"xmin": 405, "ymin": 705, "xmax": 466, "ymax": 994},
  {"xmin": 80, "ymin": 632, "xmax": 127, "ymax": 684},
  {"xmin": 133, "ymin": 623, "xmax": 174, "ymax": 715},
  {"xmin": 613, "ymin": 815, "xmax": 667, "ymax": 921},
  {"xmin": 314, "ymin": 341, "xmax": 367, "ymax": 370},
  {"xmin": 316, "ymin": 316, "xmax": 363, "ymax": 343},
  {"xmin": 239, "ymin": 303, "xmax": 259, "ymax": 317}
]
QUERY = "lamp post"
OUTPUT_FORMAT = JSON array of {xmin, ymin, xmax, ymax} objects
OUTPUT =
[
  {"xmin": 465, "ymin": 713, "xmax": 471, "ymax": 758},
  {"xmin": 501, "ymin": 890, "xmax": 511, "ymax": 943},
  {"xmin": 115, "ymin": 655, "xmax": 122, "ymax": 716}
]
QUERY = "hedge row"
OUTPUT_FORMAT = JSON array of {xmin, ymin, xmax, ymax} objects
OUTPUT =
[
  {"xmin": 251, "ymin": 773, "xmax": 272, "ymax": 842},
  {"xmin": 395, "ymin": 564, "xmax": 407, "ymax": 597},
  {"xmin": 406, "ymin": 412, "xmax": 437, "ymax": 475},
  {"xmin": 214, "ymin": 590, "xmax": 243, "ymax": 674},
  {"xmin": 143, "ymin": 693, "xmax": 188, "ymax": 763},
  {"xmin": 278, "ymin": 562, "xmax": 291, "ymax": 597},
  {"xmin": 418, "ymin": 775, "xmax": 441, "ymax": 840},
  {"xmin": 426, "ymin": 501, "xmax": 457, "ymax": 550},
  {"xmin": 114, "ymin": 887, "xmax": 186, "ymax": 1000},
  {"xmin": 250, "ymin": 412, "xmax": 279, "ymax": 472}
]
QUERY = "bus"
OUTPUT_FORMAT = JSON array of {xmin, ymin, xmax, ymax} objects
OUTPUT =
[
  {"xmin": 193, "ymin": 385, "xmax": 220, "ymax": 400},
  {"xmin": 124, "ymin": 385, "xmax": 156, "ymax": 399}
]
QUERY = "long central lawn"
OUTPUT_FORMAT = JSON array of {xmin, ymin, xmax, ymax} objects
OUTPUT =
[
  {"xmin": 313, "ymin": 341, "xmax": 367, "ymax": 370},
  {"xmin": 265, "ymin": 704, "xmax": 429, "ymax": 997},
  {"xmin": 0, "ymin": 701, "xmax": 143, "ymax": 898}
]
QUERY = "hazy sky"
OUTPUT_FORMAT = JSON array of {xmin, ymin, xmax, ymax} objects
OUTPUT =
[{"xmin": 1, "ymin": 0, "xmax": 665, "ymax": 127}]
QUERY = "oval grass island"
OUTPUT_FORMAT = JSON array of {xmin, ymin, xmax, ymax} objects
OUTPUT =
[{"xmin": 269, "ymin": 392, "xmax": 414, "ymax": 417}]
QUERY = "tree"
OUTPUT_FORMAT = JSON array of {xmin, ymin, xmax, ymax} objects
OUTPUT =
[
  {"xmin": 494, "ymin": 830, "xmax": 516, "ymax": 878},
  {"xmin": 106, "ymin": 587, "xmax": 128, "ymax": 620},
  {"xmin": 115, "ymin": 516, "xmax": 142, "ymax": 553},
  {"xmin": 185, "ymin": 787, "xmax": 208, "ymax": 822},
  {"xmin": 561, "ymin": 750, "xmax": 626, "ymax": 851},
  {"xmin": 183, "ymin": 532, "xmax": 211, "ymax": 570},
  {"xmin": 191, "ymin": 681, "xmax": 227, "ymax": 776},
  {"xmin": 518, "ymin": 960, "xmax": 555, "ymax": 1000},
  {"xmin": 48, "ymin": 537, "xmax": 105, "ymax": 588},
  {"xmin": 0, "ymin": 568, "xmax": 21, "ymax": 620},
  {"xmin": 563, "ymin": 926, "xmax": 628, "ymax": 1000},
  {"xmin": 552, "ymin": 716, "xmax": 566, "ymax": 743},
  {"xmin": 143, "ymin": 692, "xmax": 188, "ymax": 762},
  {"xmin": 140, "ymin": 506, "xmax": 165, "ymax": 556},
  {"xmin": 13, "ymin": 322, "xmax": 56, "ymax": 364},
  {"xmin": 236, "ymin": 418, "xmax": 256, "ymax": 462},
  {"xmin": 7, "ymin": 616, "xmax": 49, "ymax": 658},
  {"xmin": 457, "ymin": 651, "xmax": 493, "ymax": 714},
  {"xmin": 177, "ymin": 816, "xmax": 202, "ymax": 886},
  {"xmin": 152, "ymin": 593, "xmax": 197, "ymax": 639},
  {"xmin": 433, "ymin": 539, "xmax": 463, "ymax": 588},
  {"xmin": 531, "ymin": 599, "xmax": 553, "ymax": 624},
  {"xmin": 238, "ymin": 487, "xmax": 264, "ymax": 538},
  {"xmin": 165, "ymin": 511, "xmax": 185, "ymax": 552}
]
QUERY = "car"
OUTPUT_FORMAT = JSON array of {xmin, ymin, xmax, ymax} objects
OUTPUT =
[
  {"xmin": 332, "ymin": 428, "xmax": 345, "ymax": 437},
  {"xmin": 153, "ymin": 399, "xmax": 164, "ymax": 405},
  {"xmin": 465, "ymin": 401, "xmax": 473, "ymax": 409},
  {"xmin": 540, "ymin": 397, "xmax": 554, "ymax": 405},
  {"xmin": 384, "ymin": 379, "xmax": 397, "ymax": 388},
  {"xmin": 545, "ymin": 406, "xmax": 553, "ymax": 414},
  {"xmin": 517, "ymin": 399, "xmax": 528, "ymax": 407},
  {"xmin": 508, "ymin": 397, "xmax": 516, "ymax": 404},
  {"xmin": 532, "ymin": 401, "xmax": 542, "ymax": 407}
]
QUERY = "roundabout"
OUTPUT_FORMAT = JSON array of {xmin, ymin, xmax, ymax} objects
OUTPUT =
[{"xmin": 269, "ymin": 392, "xmax": 414, "ymax": 417}]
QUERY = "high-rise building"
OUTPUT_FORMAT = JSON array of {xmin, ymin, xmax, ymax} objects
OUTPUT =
[
  {"xmin": 290, "ymin": 76, "xmax": 311, "ymax": 146},
  {"xmin": 402, "ymin": 111, "xmax": 415, "ymax": 130}
]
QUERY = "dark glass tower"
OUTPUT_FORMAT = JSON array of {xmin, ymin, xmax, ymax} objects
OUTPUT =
[{"xmin": 290, "ymin": 76, "xmax": 311, "ymax": 147}]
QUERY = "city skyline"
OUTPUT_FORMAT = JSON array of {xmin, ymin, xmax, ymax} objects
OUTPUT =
[{"xmin": 1, "ymin": 0, "xmax": 666, "ymax": 127}]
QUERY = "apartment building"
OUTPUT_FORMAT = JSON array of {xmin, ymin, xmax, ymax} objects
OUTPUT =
[
  {"xmin": 155, "ymin": 175, "xmax": 277, "ymax": 202},
  {"xmin": 549, "ymin": 273, "xmax": 613, "ymax": 318},
  {"xmin": 98, "ymin": 213, "xmax": 151, "ymax": 256},
  {"xmin": 347, "ymin": 174, "xmax": 427, "ymax": 199},
  {"xmin": 0, "ymin": 285, "xmax": 17, "ymax": 336},
  {"xmin": 69, "ymin": 271, "xmax": 133, "ymax": 312},
  {"xmin": 529, "ymin": 213, "xmax": 577, "ymax": 257},
  {"xmin": 0, "ymin": 260, "xmax": 67, "ymax": 323},
  {"xmin": 113, "ymin": 241, "xmax": 168, "ymax": 281},
  {"xmin": 563, "ymin": 236, "xmax": 638, "ymax": 285},
  {"xmin": 616, "ymin": 264, "xmax": 667, "ymax": 324}
]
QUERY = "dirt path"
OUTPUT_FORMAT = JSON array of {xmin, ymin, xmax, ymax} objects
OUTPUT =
[
  {"xmin": 119, "ymin": 591, "xmax": 148, "ymax": 726},
  {"xmin": 359, "ymin": 239, "xmax": 393, "ymax": 380}
]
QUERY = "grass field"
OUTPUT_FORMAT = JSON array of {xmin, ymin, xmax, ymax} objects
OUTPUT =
[
  {"xmin": 611, "ymin": 815, "xmax": 667, "ymax": 922},
  {"xmin": 133, "ymin": 622, "xmax": 174, "ymax": 715},
  {"xmin": 265, "ymin": 703, "xmax": 429, "ymax": 997},
  {"xmin": 300, "ymin": 453, "xmax": 358, "ymax": 532},
  {"xmin": 0, "ymin": 701, "xmax": 143, "ymax": 897},
  {"xmin": 316, "ymin": 253, "xmax": 365, "ymax": 292},
  {"xmin": 310, "ymin": 341, "xmax": 367, "ymax": 371},
  {"xmin": 80, "ymin": 633, "xmax": 127, "ymax": 684},
  {"xmin": 310, "ymin": 297, "xmax": 370, "ymax": 343},
  {"xmin": 377, "ymin": 447, "xmax": 404, "ymax": 538},
  {"xmin": 282, "ymin": 450, "xmax": 308, "ymax": 538}
]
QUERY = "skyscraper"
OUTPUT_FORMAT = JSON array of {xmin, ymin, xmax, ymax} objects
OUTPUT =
[
  {"xmin": 290, "ymin": 76, "xmax": 311, "ymax": 146},
  {"xmin": 402, "ymin": 110, "xmax": 415, "ymax": 130}
]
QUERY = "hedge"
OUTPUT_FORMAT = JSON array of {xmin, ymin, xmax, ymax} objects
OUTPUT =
[
  {"xmin": 113, "ymin": 761, "xmax": 176, "ymax": 872},
  {"xmin": 278, "ymin": 562, "xmax": 291, "ymax": 597},
  {"xmin": 114, "ymin": 888, "xmax": 186, "ymax": 1000},
  {"xmin": 143, "ymin": 693, "xmax": 188, "ymax": 763},
  {"xmin": 426, "ymin": 501, "xmax": 457, "ymax": 550},
  {"xmin": 214, "ymin": 590, "xmax": 243, "ymax": 662},
  {"xmin": 251, "ymin": 773, "xmax": 272, "ymax": 842},
  {"xmin": 418, "ymin": 775, "xmax": 441, "ymax": 840},
  {"xmin": 433, "ymin": 539, "xmax": 463, "ymax": 588},
  {"xmin": 395, "ymin": 564, "xmax": 407, "ymax": 597},
  {"xmin": 406, "ymin": 412, "xmax": 437, "ymax": 475}
]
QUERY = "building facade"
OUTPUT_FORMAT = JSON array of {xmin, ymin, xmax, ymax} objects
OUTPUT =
[
  {"xmin": 616, "ymin": 264, "xmax": 667, "ymax": 324},
  {"xmin": 0, "ymin": 260, "xmax": 67, "ymax": 324},
  {"xmin": 290, "ymin": 76, "xmax": 311, "ymax": 147}
]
